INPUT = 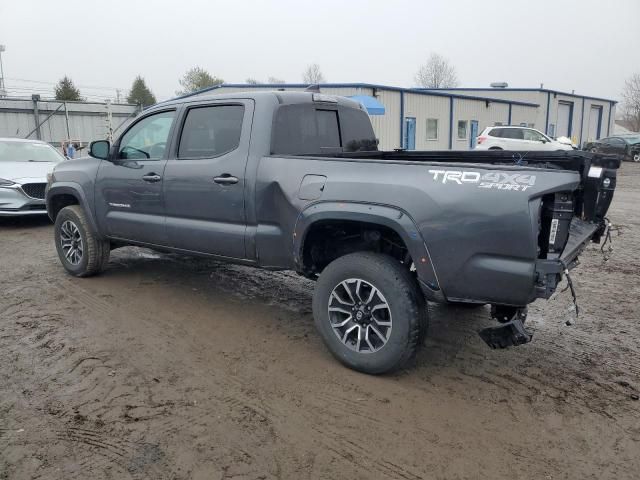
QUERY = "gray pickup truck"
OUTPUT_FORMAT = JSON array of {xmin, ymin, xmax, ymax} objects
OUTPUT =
[{"xmin": 46, "ymin": 91, "xmax": 619, "ymax": 374}]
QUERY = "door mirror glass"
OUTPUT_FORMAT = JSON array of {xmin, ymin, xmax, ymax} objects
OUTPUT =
[{"xmin": 89, "ymin": 140, "xmax": 110, "ymax": 160}]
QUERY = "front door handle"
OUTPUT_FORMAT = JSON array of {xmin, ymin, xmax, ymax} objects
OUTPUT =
[
  {"xmin": 142, "ymin": 173, "xmax": 162, "ymax": 183},
  {"xmin": 213, "ymin": 174, "xmax": 239, "ymax": 185}
]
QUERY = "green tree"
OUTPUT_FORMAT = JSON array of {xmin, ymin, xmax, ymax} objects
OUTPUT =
[
  {"xmin": 177, "ymin": 67, "xmax": 223, "ymax": 95},
  {"xmin": 126, "ymin": 76, "xmax": 157, "ymax": 106},
  {"xmin": 55, "ymin": 76, "xmax": 82, "ymax": 101}
]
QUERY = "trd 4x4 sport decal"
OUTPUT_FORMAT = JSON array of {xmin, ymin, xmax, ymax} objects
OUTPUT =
[{"xmin": 428, "ymin": 169, "xmax": 536, "ymax": 192}]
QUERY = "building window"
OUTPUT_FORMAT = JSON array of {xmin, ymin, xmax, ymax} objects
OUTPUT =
[
  {"xmin": 457, "ymin": 120, "xmax": 467, "ymax": 140},
  {"xmin": 426, "ymin": 118, "xmax": 438, "ymax": 140}
]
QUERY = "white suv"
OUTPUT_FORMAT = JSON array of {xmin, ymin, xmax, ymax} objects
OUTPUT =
[{"xmin": 475, "ymin": 126, "xmax": 574, "ymax": 151}]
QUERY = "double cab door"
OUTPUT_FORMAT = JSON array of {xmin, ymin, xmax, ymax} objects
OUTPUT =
[{"xmin": 95, "ymin": 99, "xmax": 253, "ymax": 259}]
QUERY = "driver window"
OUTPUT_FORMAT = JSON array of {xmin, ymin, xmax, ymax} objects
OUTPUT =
[
  {"xmin": 118, "ymin": 111, "xmax": 176, "ymax": 160},
  {"xmin": 523, "ymin": 129, "xmax": 543, "ymax": 142}
]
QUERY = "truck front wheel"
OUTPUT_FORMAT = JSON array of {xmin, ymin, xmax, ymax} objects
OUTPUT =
[
  {"xmin": 54, "ymin": 205, "xmax": 110, "ymax": 277},
  {"xmin": 312, "ymin": 252, "xmax": 426, "ymax": 374}
]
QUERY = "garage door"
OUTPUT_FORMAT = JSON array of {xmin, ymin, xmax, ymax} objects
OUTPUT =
[
  {"xmin": 587, "ymin": 106, "xmax": 602, "ymax": 143},
  {"xmin": 556, "ymin": 102, "xmax": 572, "ymax": 138}
]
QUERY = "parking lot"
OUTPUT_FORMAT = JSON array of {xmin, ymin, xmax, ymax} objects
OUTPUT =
[{"xmin": 1, "ymin": 163, "xmax": 638, "ymax": 479}]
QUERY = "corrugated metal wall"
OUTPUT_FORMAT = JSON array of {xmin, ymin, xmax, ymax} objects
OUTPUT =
[
  {"xmin": 403, "ymin": 93, "xmax": 450, "ymax": 150},
  {"xmin": 452, "ymin": 99, "xmax": 512, "ymax": 150},
  {"xmin": 436, "ymin": 89, "xmax": 616, "ymax": 146},
  {"xmin": 370, "ymin": 89, "xmax": 401, "ymax": 150},
  {"xmin": 0, "ymin": 98, "xmax": 139, "ymax": 145}
]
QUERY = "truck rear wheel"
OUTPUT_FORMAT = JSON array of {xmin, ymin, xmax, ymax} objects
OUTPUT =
[
  {"xmin": 54, "ymin": 205, "xmax": 110, "ymax": 277},
  {"xmin": 312, "ymin": 252, "xmax": 426, "ymax": 374}
]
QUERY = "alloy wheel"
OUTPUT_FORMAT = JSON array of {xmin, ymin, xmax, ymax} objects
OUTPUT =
[
  {"xmin": 60, "ymin": 220, "xmax": 84, "ymax": 265},
  {"xmin": 327, "ymin": 278, "xmax": 392, "ymax": 353}
]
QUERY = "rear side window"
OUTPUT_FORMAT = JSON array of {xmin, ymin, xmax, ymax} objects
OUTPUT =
[
  {"xmin": 502, "ymin": 128, "xmax": 524, "ymax": 140},
  {"xmin": 271, "ymin": 104, "xmax": 377, "ymax": 155},
  {"xmin": 178, "ymin": 105, "xmax": 244, "ymax": 159},
  {"xmin": 316, "ymin": 110, "xmax": 341, "ymax": 150},
  {"xmin": 340, "ymin": 108, "xmax": 378, "ymax": 152},
  {"xmin": 488, "ymin": 128, "xmax": 503, "ymax": 137}
]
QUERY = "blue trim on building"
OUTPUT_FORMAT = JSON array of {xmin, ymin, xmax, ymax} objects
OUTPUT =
[
  {"xmin": 449, "ymin": 97, "xmax": 454, "ymax": 150},
  {"xmin": 508, "ymin": 103, "xmax": 512, "ymax": 125},
  {"xmin": 399, "ymin": 91, "xmax": 404, "ymax": 149},
  {"xmin": 420, "ymin": 87, "xmax": 617, "ymax": 104},
  {"xmin": 579, "ymin": 98, "xmax": 585, "ymax": 147},
  {"xmin": 545, "ymin": 92, "xmax": 551, "ymax": 135},
  {"xmin": 196, "ymin": 83, "xmax": 540, "ymax": 107}
]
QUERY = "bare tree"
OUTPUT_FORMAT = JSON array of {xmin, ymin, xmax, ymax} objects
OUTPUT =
[
  {"xmin": 302, "ymin": 64, "xmax": 325, "ymax": 84},
  {"xmin": 414, "ymin": 53, "xmax": 459, "ymax": 88},
  {"xmin": 267, "ymin": 76, "xmax": 285, "ymax": 84},
  {"xmin": 245, "ymin": 78, "xmax": 260, "ymax": 85},
  {"xmin": 621, "ymin": 73, "xmax": 640, "ymax": 132}
]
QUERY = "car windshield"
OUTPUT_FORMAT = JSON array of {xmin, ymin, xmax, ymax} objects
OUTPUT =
[
  {"xmin": 623, "ymin": 136, "xmax": 640, "ymax": 145},
  {"xmin": 0, "ymin": 141, "xmax": 66, "ymax": 163}
]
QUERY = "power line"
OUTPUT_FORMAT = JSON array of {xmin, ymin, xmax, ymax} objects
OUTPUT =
[{"xmin": 5, "ymin": 76, "xmax": 127, "ymax": 91}]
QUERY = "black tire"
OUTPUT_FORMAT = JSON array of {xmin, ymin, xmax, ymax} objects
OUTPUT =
[
  {"xmin": 312, "ymin": 252, "xmax": 426, "ymax": 374},
  {"xmin": 488, "ymin": 147, "xmax": 503, "ymax": 150},
  {"xmin": 54, "ymin": 205, "xmax": 110, "ymax": 277}
]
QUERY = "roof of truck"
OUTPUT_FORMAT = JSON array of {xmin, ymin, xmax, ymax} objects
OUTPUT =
[{"xmin": 152, "ymin": 90, "xmax": 363, "ymax": 111}]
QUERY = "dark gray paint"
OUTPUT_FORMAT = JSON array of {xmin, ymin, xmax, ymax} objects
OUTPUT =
[{"xmin": 47, "ymin": 91, "xmax": 595, "ymax": 307}]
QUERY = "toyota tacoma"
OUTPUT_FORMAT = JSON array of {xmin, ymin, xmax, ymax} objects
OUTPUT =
[{"xmin": 46, "ymin": 91, "xmax": 619, "ymax": 374}]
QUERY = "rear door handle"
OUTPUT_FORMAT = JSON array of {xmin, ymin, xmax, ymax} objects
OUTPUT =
[
  {"xmin": 213, "ymin": 175, "xmax": 239, "ymax": 185},
  {"xmin": 142, "ymin": 173, "xmax": 162, "ymax": 183}
]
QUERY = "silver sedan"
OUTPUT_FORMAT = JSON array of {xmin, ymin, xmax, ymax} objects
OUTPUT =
[{"xmin": 0, "ymin": 138, "xmax": 66, "ymax": 216}]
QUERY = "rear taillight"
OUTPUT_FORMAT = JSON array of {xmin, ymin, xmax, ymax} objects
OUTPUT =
[{"xmin": 477, "ymin": 136, "xmax": 487, "ymax": 144}]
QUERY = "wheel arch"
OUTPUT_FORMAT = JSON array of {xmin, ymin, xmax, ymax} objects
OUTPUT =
[
  {"xmin": 293, "ymin": 201, "xmax": 443, "ymax": 301},
  {"xmin": 46, "ymin": 183, "xmax": 99, "ymax": 235}
]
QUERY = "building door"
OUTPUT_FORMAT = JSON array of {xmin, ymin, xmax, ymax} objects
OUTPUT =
[
  {"xmin": 587, "ymin": 106, "xmax": 602, "ymax": 143},
  {"xmin": 469, "ymin": 120, "xmax": 479, "ymax": 149},
  {"xmin": 556, "ymin": 102, "xmax": 573, "ymax": 138},
  {"xmin": 403, "ymin": 117, "xmax": 416, "ymax": 150}
]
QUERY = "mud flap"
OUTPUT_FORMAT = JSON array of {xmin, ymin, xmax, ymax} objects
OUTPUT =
[{"xmin": 478, "ymin": 319, "xmax": 533, "ymax": 349}]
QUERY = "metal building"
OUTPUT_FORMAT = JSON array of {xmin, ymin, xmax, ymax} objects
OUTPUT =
[
  {"xmin": 207, "ymin": 83, "xmax": 615, "ymax": 151},
  {"xmin": 430, "ymin": 87, "xmax": 616, "ymax": 148},
  {"xmin": 0, "ymin": 96, "xmax": 139, "ymax": 147}
]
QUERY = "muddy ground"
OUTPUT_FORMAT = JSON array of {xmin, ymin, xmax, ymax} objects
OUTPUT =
[{"xmin": 1, "ymin": 164, "xmax": 639, "ymax": 480}]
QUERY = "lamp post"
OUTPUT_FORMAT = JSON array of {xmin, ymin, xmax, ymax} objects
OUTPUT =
[{"xmin": 0, "ymin": 44, "xmax": 6, "ymax": 97}]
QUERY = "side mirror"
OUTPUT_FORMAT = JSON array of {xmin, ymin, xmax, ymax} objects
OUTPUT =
[{"xmin": 89, "ymin": 140, "xmax": 110, "ymax": 160}]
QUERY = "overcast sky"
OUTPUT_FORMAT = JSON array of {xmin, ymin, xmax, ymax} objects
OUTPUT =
[{"xmin": 1, "ymin": 0, "xmax": 638, "ymax": 102}]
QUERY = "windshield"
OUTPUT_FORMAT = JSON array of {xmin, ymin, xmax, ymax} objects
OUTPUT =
[
  {"xmin": 623, "ymin": 136, "xmax": 640, "ymax": 145},
  {"xmin": 0, "ymin": 141, "xmax": 66, "ymax": 163}
]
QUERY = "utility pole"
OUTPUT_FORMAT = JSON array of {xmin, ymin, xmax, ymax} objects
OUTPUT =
[
  {"xmin": 0, "ymin": 44, "xmax": 7, "ymax": 97},
  {"xmin": 105, "ymin": 100, "xmax": 113, "ymax": 142},
  {"xmin": 115, "ymin": 89, "xmax": 121, "ymax": 104},
  {"xmin": 64, "ymin": 101, "xmax": 71, "ymax": 143}
]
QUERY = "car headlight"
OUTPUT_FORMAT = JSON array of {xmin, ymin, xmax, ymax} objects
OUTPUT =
[
  {"xmin": 46, "ymin": 172, "xmax": 53, "ymax": 184},
  {"xmin": 0, "ymin": 178, "xmax": 17, "ymax": 187}
]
